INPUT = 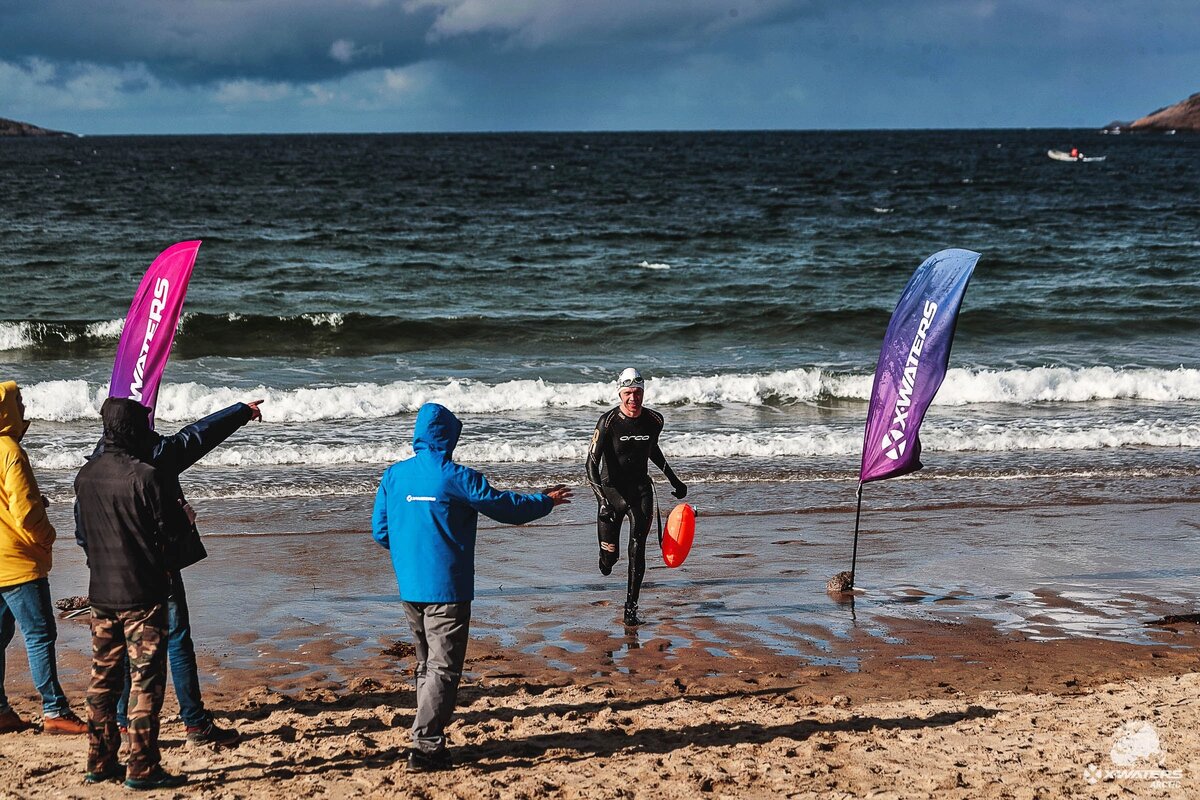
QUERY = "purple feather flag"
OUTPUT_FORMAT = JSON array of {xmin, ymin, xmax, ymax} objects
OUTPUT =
[{"xmin": 860, "ymin": 248, "xmax": 979, "ymax": 484}]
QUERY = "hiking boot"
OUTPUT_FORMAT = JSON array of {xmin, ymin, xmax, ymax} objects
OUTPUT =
[
  {"xmin": 407, "ymin": 748, "xmax": 452, "ymax": 772},
  {"xmin": 186, "ymin": 718, "xmax": 241, "ymax": 747},
  {"xmin": 623, "ymin": 603, "xmax": 642, "ymax": 627},
  {"xmin": 0, "ymin": 709, "xmax": 30, "ymax": 733},
  {"xmin": 125, "ymin": 767, "xmax": 187, "ymax": 790},
  {"xmin": 84, "ymin": 763, "xmax": 126, "ymax": 784},
  {"xmin": 43, "ymin": 710, "xmax": 88, "ymax": 735}
]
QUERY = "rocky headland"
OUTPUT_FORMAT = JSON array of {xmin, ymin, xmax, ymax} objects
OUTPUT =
[
  {"xmin": 1132, "ymin": 91, "xmax": 1200, "ymax": 131},
  {"xmin": 0, "ymin": 116, "xmax": 74, "ymax": 137}
]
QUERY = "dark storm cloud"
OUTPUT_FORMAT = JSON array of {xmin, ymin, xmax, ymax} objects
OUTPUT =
[
  {"xmin": 1, "ymin": 0, "xmax": 1198, "ymax": 132},
  {"xmin": 0, "ymin": 0, "xmax": 436, "ymax": 83},
  {"xmin": 5, "ymin": 0, "xmax": 1193, "ymax": 89},
  {"xmin": 0, "ymin": 0, "xmax": 814, "ymax": 84}
]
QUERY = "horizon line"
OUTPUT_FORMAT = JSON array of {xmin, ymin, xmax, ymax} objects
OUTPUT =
[{"xmin": 7, "ymin": 124, "xmax": 1148, "ymax": 139}]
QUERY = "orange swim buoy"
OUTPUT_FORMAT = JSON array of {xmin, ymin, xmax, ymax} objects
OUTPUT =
[{"xmin": 661, "ymin": 503, "xmax": 696, "ymax": 568}]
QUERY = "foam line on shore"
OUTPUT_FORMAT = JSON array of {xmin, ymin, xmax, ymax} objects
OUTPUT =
[
  {"xmin": 26, "ymin": 418, "xmax": 1200, "ymax": 470},
  {"xmin": 17, "ymin": 365, "xmax": 1200, "ymax": 422}
]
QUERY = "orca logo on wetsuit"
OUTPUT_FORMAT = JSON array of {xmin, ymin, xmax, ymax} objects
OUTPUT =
[
  {"xmin": 619, "ymin": 435, "xmax": 650, "ymax": 441},
  {"xmin": 406, "ymin": 495, "xmax": 437, "ymax": 502}
]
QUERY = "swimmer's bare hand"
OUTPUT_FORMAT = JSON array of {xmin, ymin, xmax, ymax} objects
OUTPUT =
[
  {"xmin": 546, "ymin": 486, "xmax": 572, "ymax": 506},
  {"xmin": 246, "ymin": 399, "xmax": 265, "ymax": 422}
]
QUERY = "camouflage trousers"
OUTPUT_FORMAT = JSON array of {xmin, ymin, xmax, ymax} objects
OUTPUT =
[{"xmin": 86, "ymin": 604, "xmax": 167, "ymax": 779}]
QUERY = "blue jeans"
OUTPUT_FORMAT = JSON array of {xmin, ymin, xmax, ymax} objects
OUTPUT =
[
  {"xmin": 116, "ymin": 577, "xmax": 207, "ymax": 729},
  {"xmin": 0, "ymin": 577, "xmax": 71, "ymax": 716}
]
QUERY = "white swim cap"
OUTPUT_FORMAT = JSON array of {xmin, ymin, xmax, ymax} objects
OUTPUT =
[{"xmin": 617, "ymin": 367, "xmax": 644, "ymax": 391}]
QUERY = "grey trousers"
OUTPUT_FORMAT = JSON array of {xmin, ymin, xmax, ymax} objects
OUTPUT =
[{"xmin": 401, "ymin": 601, "xmax": 471, "ymax": 753}]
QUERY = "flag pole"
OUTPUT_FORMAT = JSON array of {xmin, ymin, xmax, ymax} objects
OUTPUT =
[{"xmin": 849, "ymin": 482, "xmax": 863, "ymax": 588}]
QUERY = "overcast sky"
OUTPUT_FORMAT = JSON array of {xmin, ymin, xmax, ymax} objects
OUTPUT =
[{"xmin": 1, "ymin": 0, "xmax": 1196, "ymax": 134}]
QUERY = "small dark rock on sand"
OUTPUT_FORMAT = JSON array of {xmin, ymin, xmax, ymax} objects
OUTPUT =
[
  {"xmin": 54, "ymin": 596, "xmax": 91, "ymax": 619},
  {"xmin": 383, "ymin": 640, "xmax": 416, "ymax": 659}
]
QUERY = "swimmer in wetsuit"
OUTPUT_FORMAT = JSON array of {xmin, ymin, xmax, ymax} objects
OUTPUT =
[{"xmin": 585, "ymin": 368, "xmax": 687, "ymax": 626}]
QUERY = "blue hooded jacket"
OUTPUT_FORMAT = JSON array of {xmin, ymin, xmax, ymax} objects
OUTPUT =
[{"xmin": 372, "ymin": 403, "xmax": 553, "ymax": 603}]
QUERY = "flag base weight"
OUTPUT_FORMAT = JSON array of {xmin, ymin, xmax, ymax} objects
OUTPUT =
[{"xmin": 826, "ymin": 571, "xmax": 854, "ymax": 593}]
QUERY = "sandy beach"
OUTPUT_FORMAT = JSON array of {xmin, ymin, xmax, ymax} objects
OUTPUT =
[
  {"xmin": 1, "ymin": 489, "xmax": 1198, "ymax": 798},
  {"xmin": 2, "ymin": 603, "xmax": 1197, "ymax": 799}
]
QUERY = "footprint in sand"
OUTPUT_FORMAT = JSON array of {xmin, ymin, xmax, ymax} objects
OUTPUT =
[{"xmin": 715, "ymin": 553, "xmax": 754, "ymax": 559}]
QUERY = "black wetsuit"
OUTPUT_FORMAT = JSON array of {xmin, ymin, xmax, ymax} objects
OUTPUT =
[{"xmin": 585, "ymin": 406, "xmax": 684, "ymax": 610}]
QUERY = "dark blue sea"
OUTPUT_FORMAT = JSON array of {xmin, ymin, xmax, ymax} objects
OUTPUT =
[{"xmin": 1, "ymin": 129, "xmax": 1198, "ymax": 504}]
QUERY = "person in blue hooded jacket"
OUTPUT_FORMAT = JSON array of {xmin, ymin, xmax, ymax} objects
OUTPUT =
[{"xmin": 372, "ymin": 403, "xmax": 570, "ymax": 772}]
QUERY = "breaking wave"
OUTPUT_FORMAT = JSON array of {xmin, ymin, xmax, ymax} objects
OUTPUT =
[
  {"xmin": 26, "ymin": 418, "xmax": 1200, "ymax": 471},
  {"xmin": 0, "ymin": 322, "xmax": 35, "ymax": 351},
  {"xmin": 16, "ymin": 366, "xmax": 1200, "ymax": 423}
]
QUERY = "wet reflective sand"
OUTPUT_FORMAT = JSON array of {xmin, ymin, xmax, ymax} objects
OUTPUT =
[{"xmin": 35, "ymin": 473, "xmax": 1200, "ymax": 699}]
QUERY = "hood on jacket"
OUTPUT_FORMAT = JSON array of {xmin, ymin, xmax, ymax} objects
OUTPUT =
[
  {"xmin": 0, "ymin": 381, "xmax": 30, "ymax": 441},
  {"xmin": 412, "ymin": 403, "xmax": 461, "ymax": 457},
  {"xmin": 101, "ymin": 397, "xmax": 154, "ymax": 459}
]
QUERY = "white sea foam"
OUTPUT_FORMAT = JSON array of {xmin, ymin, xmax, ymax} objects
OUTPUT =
[
  {"xmin": 300, "ymin": 312, "xmax": 345, "ymax": 327},
  {"xmin": 21, "ymin": 380, "xmax": 107, "ymax": 422},
  {"xmin": 19, "ymin": 371, "xmax": 834, "ymax": 422},
  {"xmin": 27, "ymin": 419, "xmax": 1200, "ymax": 471},
  {"xmin": 83, "ymin": 318, "xmax": 125, "ymax": 339},
  {"xmin": 0, "ymin": 322, "xmax": 35, "ymax": 351},
  {"xmin": 1, "ymin": 314, "xmax": 359, "ymax": 351},
  {"xmin": 664, "ymin": 420, "xmax": 1200, "ymax": 459},
  {"xmin": 16, "ymin": 366, "xmax": 1200, "ymax": 422},
  {"xmin": 638, "ymin": 261, "xmax": 671, "ymax": 270},
  {"xmin": 0, "ymin": 318, "xmax": 121, "ymax": 350},
  {"xmin": 934, "ymin": 366, "xmax": 1200, "ymax": 404}
]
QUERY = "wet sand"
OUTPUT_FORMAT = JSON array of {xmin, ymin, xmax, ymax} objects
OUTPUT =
[{"xmin": 2, "ymin": 484, "xmax": 1199, "ymax": 797}]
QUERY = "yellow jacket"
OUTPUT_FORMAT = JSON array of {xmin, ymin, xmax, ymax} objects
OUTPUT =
[{"xmin": 0, "ymin": 381, "xmax": 55, "ymax": 587}]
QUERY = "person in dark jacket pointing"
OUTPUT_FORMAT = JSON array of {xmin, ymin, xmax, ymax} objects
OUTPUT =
[
  {"xmin": 74, "ymin": 398, "xmax": 190, "ymax": 789},
  {"xmin": 372, "ymin": 403, "xmax": 571, "ymax": 772},
  {"xmin": 76, "ymin": 398, "xmax": 262, "ymax": 747}
]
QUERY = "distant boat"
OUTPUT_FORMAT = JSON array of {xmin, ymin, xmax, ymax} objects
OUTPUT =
[{"xmin": 1048, "ymin": 149, "xmax": 1107, "ymax": 163}]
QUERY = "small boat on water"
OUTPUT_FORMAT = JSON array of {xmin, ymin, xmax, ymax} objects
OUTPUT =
[{"xmin": 1048, "ymin": 149, "xmax": 1107, "ymax": 163}]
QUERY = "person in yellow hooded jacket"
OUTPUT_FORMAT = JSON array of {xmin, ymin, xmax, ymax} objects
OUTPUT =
[{"xmin": 0, "ymin": 381, "xmax": 87, "ymax": 735}]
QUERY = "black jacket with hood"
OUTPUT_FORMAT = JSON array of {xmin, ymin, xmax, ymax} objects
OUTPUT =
[
  {"xmin": 75, "ymin": 401, "xmax": 253, "ymax": 572},
  {"xmin": 73, "ymin": 398, "xmax": 191, "ymax": 609}
]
